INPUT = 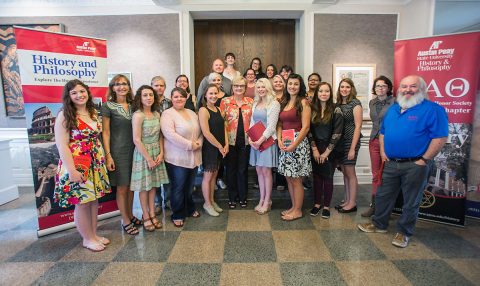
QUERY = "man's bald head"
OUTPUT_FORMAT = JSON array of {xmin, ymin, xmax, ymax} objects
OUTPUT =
[{"xmin": 212, "ymin": 59, "xmax": 225, "ymax": 74}]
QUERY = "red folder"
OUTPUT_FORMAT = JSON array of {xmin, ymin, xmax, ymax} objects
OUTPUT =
[
  {"xmin": 247, "ymin": 121, "xmax": 275, "ymax": 152},
  {"xmin": 282, "ymin": 129, "xmax": 296, "ymax": 147}
]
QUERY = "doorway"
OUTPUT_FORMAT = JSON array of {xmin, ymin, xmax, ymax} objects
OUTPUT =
[{"xmin": 193, "ymin": 19, "xmax": 296, "ymax": 92}]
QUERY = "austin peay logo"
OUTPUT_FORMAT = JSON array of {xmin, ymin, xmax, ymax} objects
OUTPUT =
[
  {"xmin": 76, "ymin": 41, "xmax": 96, "ymax": 53},
  {"xmin": 417, "ymin": 40, "xmax": 455, "ymax": 56}
]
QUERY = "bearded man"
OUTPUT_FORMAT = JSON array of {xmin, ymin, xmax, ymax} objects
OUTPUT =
[{"xmin": 357, "ymin": 75, "xmax": 448, "ymax": 248}]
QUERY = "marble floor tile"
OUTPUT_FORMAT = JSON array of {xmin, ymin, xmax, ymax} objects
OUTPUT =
[
  {"xmin": 336, "ymin": 260, "xmax": 411, "ymax": 286},
  {"xmin": 168, "ymin": 231, "xmax": 226, "ymax": 263},
  {"xmin": 320, "ymin": 229, "xmax": 386, "ymax": 261},
  {"xmin": 33, "ymin": 261, "xmax": 108, "ymax": 285},
  {"xmin": 0, "ymin": 230, "xmax": 38, "ymax": 262},
  {"xmin": 60, "ymin": 231, "xmax": 131, "ymax": 262},
  {"xmin": 269, "ymin": 209, "xmax": 316, "ymax": 231},
  {"xmin": 227, "ymin": 210, "xmax": 271, "ymax": 231},
  {"xmin": 0, "ymin": 262, "xmax": 54, "ymax": 286},
  {"xmin": 8, "ymin": 232, "xmax": 82, "ymax": 262},
  {"xmin": 113, "ymin": 231, "xmax": 179, "ymax": 262},
  {"xmin": 157, "ymin": 263, "xmax": 221, "ymax": 286},
  {"xmin": 0, "ymin": 208, "xmax": 37, "ymax": 231},
  {"xmin": 280, "ymin": 262, "xmax": 346, "ymax": 286},
  {"xmin": 92, "ymin": 262, "xmax": 165, "ymax": 286},
  {"xmin": 181, "ymin": 210, "xmax": 228, "ymax": 231},
  {"xmin": 454, "ymin": 226, "xmax": 480, "ymax": 248},
  {"xmin": 414, "ymin": 227, "xmax": 480, "ymax": 259},
  {"xmin": 366, "ymin": 232, "xmax": 440, "ymax": 260},
  {"xmin": 223, "ymin": 231, "xmax": 277, "ymax": 262},
  {"xmin": 444, "ymin": 258, "xmax": 480, "ymax": 285},
  {"xmin": 393, "ymin": 259, "xmax": 474, "ymax": 286},
  {"xmin": 220, "ymin": 263, "xmax": 283, "ymax": 286},
  {"xmin": 272, "ymin": 230, "xmax": 331, "ymax": 262}
]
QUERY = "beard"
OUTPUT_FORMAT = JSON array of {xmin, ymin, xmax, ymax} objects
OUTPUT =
[{"xmin": 397, "ymin": 91, "xmax": 424, "ymax": 109}]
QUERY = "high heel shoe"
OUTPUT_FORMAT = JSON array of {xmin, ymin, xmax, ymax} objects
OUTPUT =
[{"xmin": 254, "ymin": 200, "xmax": 264, "ymax": 212}]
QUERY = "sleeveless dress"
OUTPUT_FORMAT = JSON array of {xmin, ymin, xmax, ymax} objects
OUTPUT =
[
  {"xmin": 278, "ymin": 108, "xmax": 312, "ymax": 177},
  {"xmin": 54, "ymin": 116, "xmax": 111, "ymax": 208},
  {"xmin": 249, "ymin": 107, "xmax": 278, "ymax": 168},
  {"xmin": 130, "ymin": 111, "xmax": 169, "ymax": 191},
  {"xmin": 202, "ymin": 106, "xmax": 225, "ymax": 172},
  {"xmin": 338, "ymin": 98, "xmax": 362, "ymax": 165}
]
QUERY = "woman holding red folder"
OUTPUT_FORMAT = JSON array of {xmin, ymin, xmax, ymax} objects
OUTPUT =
[{"xmin": 248, "ymin": 78, "xmax": 280, "ymax": 214}]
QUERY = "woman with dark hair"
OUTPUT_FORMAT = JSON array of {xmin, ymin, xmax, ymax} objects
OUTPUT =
[
  {"xmin": 102, "ymin": 74, "xmax": 139, "ymax": 235},
  {"xmin": 309, "ymin": 82, "xmax": 344, "ymax": 219},
  {"xmin": 175, "ymin": 74, "xmax": 196, "ymax": 112},
  {"xmin": 244, "ymin": 68, "xmax": 256, "ymax": 99},
  {"xmin": 335, "ymin": 78, "xmax": 363, "ymax": 213},
  {"xmin": 265, "ymin": 64, "xmax": 277, "ymax": 83},
  {"xmin": 55, "ymin": 79, "xmax": 111, "ymax": 251},
  {"xmin": 280, "ymin": 65, "xmax": 293, "ymax": 81},
  {"xmin": 223, "ymin": 52, "xmax": 241, "ymax": 81},
  {"xmin": 250, "ymin": 57, "xmax": 266, "ymax": 80},
  {"xmin": 220, "ymin": 76, "xmax": 254, "ymax": 209},
  {"xmin": 130, "ymin": 85, "xmax": 169, "ymax": 231},
  {"xmin": 362, "ymin": 75, "xmax": 394, "ymax": 217},
  {"xmin": 199, "ymin": 84, "xmax": 228, "ymax": 216},
  {"xmin": 277, "ymin": 74, "xmax": 312, "ymax": 221},
  {"xmin": 161, "ymin": 87, "xmax": 203, "ymax": 227},
  {"xmin": 306, "ymin": 73, "xmax": 322, "ymax": 103}
]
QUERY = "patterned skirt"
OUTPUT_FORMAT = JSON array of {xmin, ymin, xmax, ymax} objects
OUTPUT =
[
  {"xmin": 130, "ymin": 142, "xmax": 169, "ymax": 191},
  {"xmin": 278, "ymin": 136, "xmax": 312, "ymax": 178}
]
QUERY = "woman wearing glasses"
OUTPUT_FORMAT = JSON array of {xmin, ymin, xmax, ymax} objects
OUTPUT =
[
  {"xmin": 362, "ymin": 75, "xmax": 394, "ymax": 217},
  {"xmin": 102, "ymin": 74, "xmax": 139, "ymax": 235}
]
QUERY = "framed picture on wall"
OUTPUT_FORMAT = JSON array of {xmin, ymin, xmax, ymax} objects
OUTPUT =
[
  {"xmin": 0, "ymin": 24, "xmax": 64, "ymax": 117},
  {"xmin": 333, "ymin": 64, "xmax": 376, "ymax": 120}
]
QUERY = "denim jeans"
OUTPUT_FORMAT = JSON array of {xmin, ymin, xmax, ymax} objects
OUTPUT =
[
  {"xmin": 166, "ymin": 163, "xmax": 197, "ymax": 221},
  {"xmin": 225, "ymin": 143, "xmax": 250, "ymax": 202},
  {"xmin": 372, "ymin": 160, "xmax": 432, "ymax": 237}
]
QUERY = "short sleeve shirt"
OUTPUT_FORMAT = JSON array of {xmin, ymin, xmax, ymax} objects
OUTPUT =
[{"xmin": 380, "ymin": 100, "xmax": 448, "ymax": 158}]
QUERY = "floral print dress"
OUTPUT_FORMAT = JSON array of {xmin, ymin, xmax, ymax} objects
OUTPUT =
[{"xmin": 54, "ymin": 116, "xmax": 111, "ymax": 208}]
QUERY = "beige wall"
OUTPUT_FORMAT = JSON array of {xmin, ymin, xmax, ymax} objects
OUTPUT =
[
  {"xmin": 0, "ymin": 14, "xmax": 180, "ymax": 128},
  {"xmin": 313, "ymin": 14, "xmax": 397, "ymax": 86}
]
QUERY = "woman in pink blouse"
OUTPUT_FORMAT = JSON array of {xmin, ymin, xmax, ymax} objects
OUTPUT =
[
  {"xmin": 220, "ymin": 76, "xmax": 254, "ymax": 209},
  {"xmin": 160, "ymin": 87, "xmax": 203, "ymax": 227}
]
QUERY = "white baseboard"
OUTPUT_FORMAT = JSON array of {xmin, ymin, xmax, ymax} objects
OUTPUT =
[{"xmin": 0, "ymin": 184, "xmax": 19, "ymax": 205}]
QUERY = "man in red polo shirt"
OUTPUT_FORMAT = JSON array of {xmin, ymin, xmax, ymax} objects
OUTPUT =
[{"xmin": 358, "ymin": 75, "xmax": 448, "ymax": 248}]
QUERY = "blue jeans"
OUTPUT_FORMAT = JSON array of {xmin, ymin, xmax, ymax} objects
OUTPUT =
[
  {"xmin": 166, "ymin": 163, "xmax": 197, "ymax": 221},
  {"xmin": 372, "ymin": 160, "xmax": 432, "ymax": 237}
]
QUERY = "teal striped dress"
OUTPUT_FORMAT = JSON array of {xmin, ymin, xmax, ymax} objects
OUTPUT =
[{"xmin": 130, "ymin": 111, "xmax": 169, "ymax": 191}]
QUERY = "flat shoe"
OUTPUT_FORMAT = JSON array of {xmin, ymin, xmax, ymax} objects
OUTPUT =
[
  {"xmin": 281, "ymin": 210, "xmax": 290, "ymax": 216},
  {"xmin": 83, "ymin": 241, "xmax": 105, "ymax": 252},
  {"xmin": 98, "ymin": 237, "xmax": 110, "ymax": 245},
  {"xmin": 191, "ymin": 210, "xmax": 201, "ymax": 218},
  {"xmin": 338, "ymin": 206, "xmax": 357, "ymax": 213},
  {"xmin": 281, "ymin": 213, "xmax": 303, "ymax": 221},
  {"xmin": 172, "ymin": 219, "xmax": 184, "ymax": 228}
]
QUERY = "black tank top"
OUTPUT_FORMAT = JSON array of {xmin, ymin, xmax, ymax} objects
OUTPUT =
[{"xmin": 207, "ymin": 106, "xmax": 225, "ymax": 146}]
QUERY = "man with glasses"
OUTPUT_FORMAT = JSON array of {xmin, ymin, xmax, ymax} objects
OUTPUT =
[
  {"xmin": 358, "ymin": 75, "xmax": 448, "ymax": 248},
  {"xmin": 197, "ymin": 58, "xmax": 232, "ymax": 109}
]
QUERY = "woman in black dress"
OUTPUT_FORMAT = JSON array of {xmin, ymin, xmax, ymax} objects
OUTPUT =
[
  {"xmin": 199, "ymin": 84, "xmax": 228, "ymax": 216},
  {"xmin": 175, "ymin": 74, "xmax": 196, "ymax": 112}
]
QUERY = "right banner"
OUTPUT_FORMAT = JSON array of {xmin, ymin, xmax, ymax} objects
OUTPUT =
[{"xmin": 394, "ymin": 31, "xmax": 480, "ymax": 225}]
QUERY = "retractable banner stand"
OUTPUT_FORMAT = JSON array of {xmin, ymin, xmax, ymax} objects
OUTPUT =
[
  {"xmin": 14, "ymin": 27, "xmax": 119, "ymax": 236},
  {"xmin": 393, "ymin": 31, "xmax": 480, "ymax": 226}
]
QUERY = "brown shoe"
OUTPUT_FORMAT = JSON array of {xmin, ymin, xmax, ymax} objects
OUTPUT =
[
  {"xmin": 392, "ymin": 233, "xmax": 410, "ymax": 248},
  {"xmin": 357, "ymin": 222, "xmax": 387, "ymax": 233},
  {"xmin": 361, "ymin": 207, "xmax": 375, "ymax": 217}
]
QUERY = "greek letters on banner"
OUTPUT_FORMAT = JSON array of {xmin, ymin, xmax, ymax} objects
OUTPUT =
[
  {"xmin": 14, "ymin": 27, "xmax": 118, "ymax": 236},
  {"xmin": 393, "ymin": 31, "xmax": 480, "ymax": 225}
]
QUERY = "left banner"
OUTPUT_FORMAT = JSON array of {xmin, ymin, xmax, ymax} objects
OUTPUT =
[{"xmin": 14, "ymin": 27, "xmax": 118, "ymax": 236}]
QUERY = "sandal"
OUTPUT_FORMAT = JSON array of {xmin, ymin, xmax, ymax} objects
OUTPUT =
[
  {"xmin": 150, "ymin": 216, "xmax": 162, "ymax": 229},
  {"xmin": 191, "ymin": 210, "xmax": 201, "ymax": 218},
  {"xmin": 172, "ymin": 219, "xmax": 184, "ymax": 228},
  {"xmin": 143, "ymin": 218, "xmax": 155, "ymax": 232},
  {"xmin": 281, "ymin": 213, "xmax": 303, "ymax": 221},
  {"xmin": 228, "ymin": 201, "xmax": 236, "ymax": 209},
  {"xmin": 83, "ymin": 240, "xmax": 105, "ymax": 252},
  {"xmin": 122, "ymin": 222, "xmax": 139, "ymax": 235},
  {"xmin": 130, "ymin": 216, "xmax": 143, "ymax": 226},
  {"xmin": 97, "ymin": 236, "xmax": 110, "ymax": 245}
]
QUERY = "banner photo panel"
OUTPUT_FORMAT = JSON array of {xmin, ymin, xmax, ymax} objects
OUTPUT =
[
  {"xmin": 393, "ymin": 31, "xmax": 480, "ymax": 225},
  {"xmin": 14, "ymin": 26, "xmax": 117, "ymax": 236}
]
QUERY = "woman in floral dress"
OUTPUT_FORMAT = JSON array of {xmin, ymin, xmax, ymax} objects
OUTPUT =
[{"xmin": 54, "ymin": 79, "xmax": 111, "ymax": 252}]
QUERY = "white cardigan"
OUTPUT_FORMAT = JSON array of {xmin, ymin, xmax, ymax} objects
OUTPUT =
[{"xmin": 249, "ymin": 99, "xmax": 281, "ymax": 140}]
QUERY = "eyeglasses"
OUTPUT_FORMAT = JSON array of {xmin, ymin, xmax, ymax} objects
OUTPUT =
[
  {"xmin": 375, "ymin": 85, "xmax": 388, "ymax": 89},
  {"xmin": 233, "ymin": 85, "xmax": 246, "ymax": 88},
  {"xmin": 114, "ymin": 82, "xmax": 128, "ymax": 87}
]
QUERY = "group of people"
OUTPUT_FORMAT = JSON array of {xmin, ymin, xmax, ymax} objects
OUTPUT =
[{"xmin": 53, "ymin": 52, "xmax": 448, "ymax": 252}]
